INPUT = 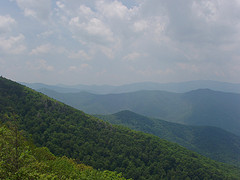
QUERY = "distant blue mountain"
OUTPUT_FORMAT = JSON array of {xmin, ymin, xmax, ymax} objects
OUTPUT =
[
  {"xmin": 37, "ymin": 88, "xmax": 240, "ymax": 136},
  {"xmin": 21, "ymin": 80, "xmax": 240, "ymax": 94}
]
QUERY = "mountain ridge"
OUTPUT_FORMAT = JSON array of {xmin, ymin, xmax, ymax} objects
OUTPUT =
[
  {"xmin": 38, "ymin": 88, "xmax": 240, "ymax": 136},
  {"xmin": 96, "ymin": 110, "xmax": 240, "ymax": 167},
  {"xmin": 1, "ymin": 76, "xmax": 240, "ymax": 179},
  {"xmin": 21, "ymin": 80, "xmax": 240, "ymax": 94}
]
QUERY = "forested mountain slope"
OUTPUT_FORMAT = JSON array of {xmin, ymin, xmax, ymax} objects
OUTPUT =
[
  {"xmin": 0, "ymin": 124, "xmax": 129, "ymax": 180},
  {"xmin": 39, "ymin": 88, "xmax": 240, "ymax": 135},
  {"xmin": 1, "ymin": 77, "xmax": 240, "ymax": 179},
  {"xmin": 96, "ymin": 110, "xmax": 240, "ymax": 167}
]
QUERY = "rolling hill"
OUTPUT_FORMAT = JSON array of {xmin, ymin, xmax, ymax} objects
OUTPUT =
[
  {"xmin": 1, "ymin": 76, "xmax": 240, "ymax": 179},
  {"xmin": 96, "ymin": 110, "xmax": 240, "ymax": 167},
  {"xmin": 38, "ymin": 88, "xmax": 240, "ymax": 136}
]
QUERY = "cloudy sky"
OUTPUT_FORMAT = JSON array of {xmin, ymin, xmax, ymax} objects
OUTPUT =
[{"xmin": 0, "ymin": 0, "xmax": 240, "ymax": 85}]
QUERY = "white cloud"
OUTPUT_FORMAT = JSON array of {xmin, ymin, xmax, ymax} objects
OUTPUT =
[
  {"xmin": 15, "ymin": 0, "xmax": 51, "ymax": 22},
  {"xmin": 37, "ymin": 30, "xmax": 54, "ymax": 38},
  {"xmin": 68, "ymin": 66, "xmax": 77, "ymax": 71},
  {"xmin": 70, "ymin": 17, "xmax": 114, "ymax": 42},
  {"xmin": 69, "ymin": 16, "xmax": 78, "ymax": 25},
  {"xmin": 56, "ymin": 1, "xmax": 65, "ymax": 9},
  {"xmin": 0, "ymin": 34, "xmax": 26, "ymax": 54},
  {"xmin": 79, "ymin": 5, "xmax": 94, "ymax": 16},
  {"xmin": 192, "ymin": 0, "xmax": 240, "ymax": 25},
  {"xmin": 85, "ymin": 18, "xmax": 110, "ymax": 36},
  {"xmin": 135, "ymin": 16, "xmax": 168, "ymax": 43},
  {"xmin": 0, "ymin": 15, "xmax": 16, "ymax": 32},
  {"xmin": 80, "ymin": 63, "xmax": 90, "ymax": 69},
  {"xmin": 98, "ymin": 45, "xmax": 115, "ymax": 59},
  {"xmin": 128, "ymin": 65, "xmax": 174, "ymax": 78},
  {"xmin": 26, "ymin": 59, "xmax": 54, "ymax": 71},
  {"xmin": 96, "ymin": 0, "xmax": 131, "ymax": 19},
  {"xmin": 133, "ymin": 20, "xmax": 148, "ymax": 32},
  {"xmin": 30, "ymin": 44, "xmax": 52, "ymax": 55},
  {"xmin": 123, "ymin": 52, "xmax": 141, "ymax": 61},
  {"xmin": 177, "ymin": 63, "xmax": 200, "ymax": 73},
  {"xmin": 68, "ymin": 63, "xmax": 91, "ymax": 72},
  {"xmin": 2, "ymin": 0, "xmax": 240, "ymax": 84},
  {"xmin": 192, "ymin": 0, "xmax": 218, "ymax": 22},
  {"xmin": 68, "ymin": 14, "xmax": 117, "ymax": 49},
  {"xmin": 69, "ymin": 50, "xmax": 92, "ymax": 60}
]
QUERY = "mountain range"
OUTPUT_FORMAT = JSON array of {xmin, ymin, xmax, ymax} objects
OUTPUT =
[
  {"xmin": 21, "ymin": 80, "xmax": 240, "ymax": 94},
  {"xmin": 1, "ymin": 76, "xmax": 240, "ymax": 179},
  {"xmin": 96, "ymin": 110, "xmax": 240, "ymax": 167},
  {"xmin": 38, "ymin": 88, "xmax": 240, "ymax": 136}
]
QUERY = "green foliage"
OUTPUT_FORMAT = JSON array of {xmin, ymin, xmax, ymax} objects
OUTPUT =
[
  {"xmin": 1, "ymin": 77, "xmax": 240, "ymax": 179},
  {"xmin": 0, "ymin": 124, "xmax": 129, "ymax": 180},
  {"xmin": 96, "ymin": 110, "xmax": 240, "ymax": 167},
  {"xmin": 0, "ymin": 124, "xmax": 48, "ymax": 179}
]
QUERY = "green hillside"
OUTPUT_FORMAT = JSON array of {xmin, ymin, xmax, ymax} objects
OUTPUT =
[
  {"xmin": 38, "ymin": 88, "xmax": 240, "ymax": 135},
  {"xmin": 0, "ymin": 124, "xmax": 129, "ymax": 180},
  {"xmin": 1, "ymin": 77, "xmax": 240, "ymax": 179},
  {"xmin": 96, "ymin": 110, "xmax": 240, "ymax": 167}
]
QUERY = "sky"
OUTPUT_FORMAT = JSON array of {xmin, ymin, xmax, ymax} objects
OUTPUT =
[{"xmin": 0, "ymin": 0, "xmax": 240, "ymax": 85}]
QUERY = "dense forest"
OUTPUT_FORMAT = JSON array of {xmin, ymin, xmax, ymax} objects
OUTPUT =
[
  {"xmin": 96, "ymin": 110, "xmax": 240, "ymax": 167},
  {"xmin": 0, "ymin": 123, "xmax": 129, "ymax": 179},
  {"xmin": 1, "ymin": 77, "xmax": 240, "ymax": 179}
]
